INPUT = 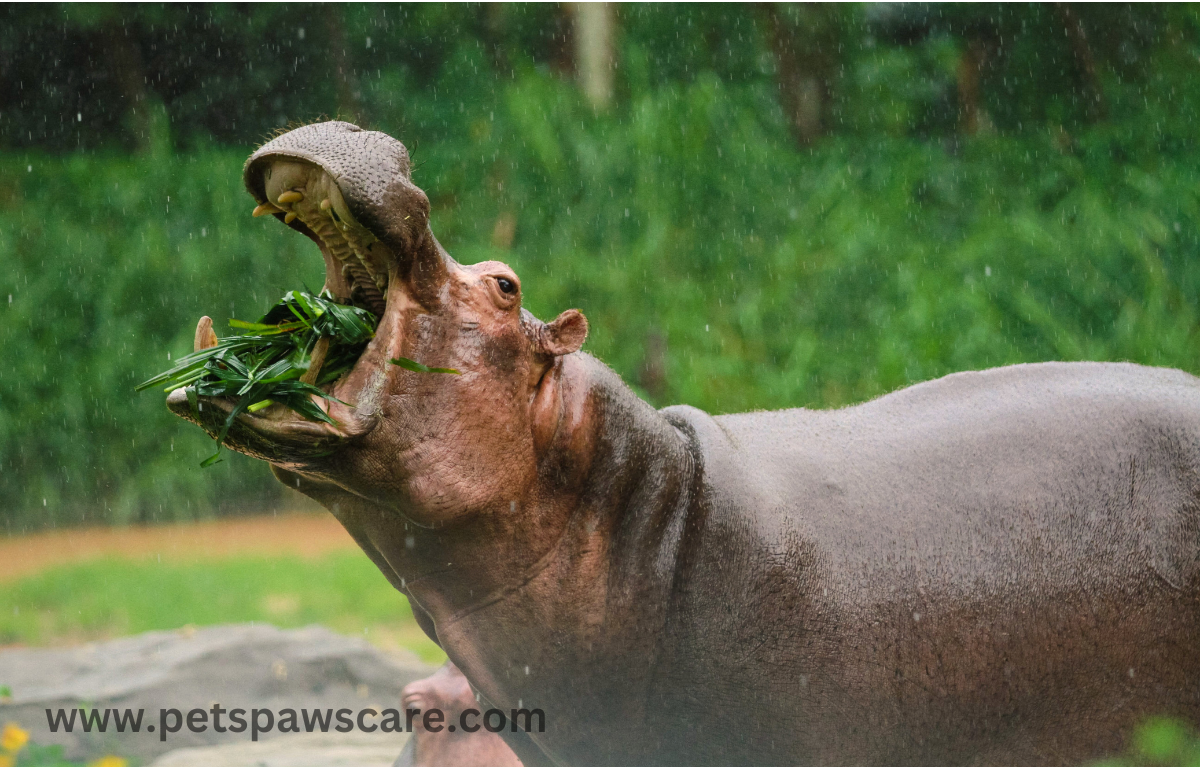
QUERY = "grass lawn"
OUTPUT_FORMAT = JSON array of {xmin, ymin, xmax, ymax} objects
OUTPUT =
[{"xmin": 0, "ymin": 551, "xmax": 445, "ymax": 665}]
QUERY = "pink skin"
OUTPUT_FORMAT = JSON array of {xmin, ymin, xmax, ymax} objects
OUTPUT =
[{"xmin": 401, "ymin": 662, "xmax": 522, "ymax": 767}]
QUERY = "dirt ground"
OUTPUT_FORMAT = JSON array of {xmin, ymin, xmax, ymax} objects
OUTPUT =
[{"xmin": 0, "ymin": 512, "xmax": 357, "ymax": 582}]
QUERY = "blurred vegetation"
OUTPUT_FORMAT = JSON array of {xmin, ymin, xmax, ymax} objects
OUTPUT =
[
  {"xmin": 1, "ymin": 4, "xmax": 1199, "ymax": 528},
  {"xmin": 0, "ymin": 551, "xmax": 443, "ymax": 664},
  {"xmin": 1100, "ymin": 717, "xmax": 1200, "ymax": 766}
]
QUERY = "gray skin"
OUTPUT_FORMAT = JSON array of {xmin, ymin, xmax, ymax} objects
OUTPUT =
[{"xmin": 168, "ymin": 121, "xmax": 1200, "ymax": 765}]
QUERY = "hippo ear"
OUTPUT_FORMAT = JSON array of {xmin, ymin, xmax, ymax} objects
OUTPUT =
[{"xmin": 538, "ymin": 310, "xmax": 588, "ymax": 357}]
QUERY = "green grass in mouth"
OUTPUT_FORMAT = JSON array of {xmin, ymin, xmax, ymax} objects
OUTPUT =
[
  {"xmin": 136, "ymin": 290, "xmax": 380, "ymax": 467},
  {"xmin": 136, "ymin": 291, "xmax": 461, "ymax": 467}
]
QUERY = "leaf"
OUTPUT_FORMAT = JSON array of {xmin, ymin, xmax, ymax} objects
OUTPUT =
[
  {"xmin": 389, "ymin": 357, "xmax": 461, "ymax": 375},
  {"xmin": 228, "ymin": 319, "xmax": 305, "ymax": 334}
]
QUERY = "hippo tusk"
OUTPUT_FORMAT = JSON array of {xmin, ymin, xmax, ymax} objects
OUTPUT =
[
  {"xmin": 252, "ymin": 202, "xmax": 282, "ymax": 217},
  {"xmin": 194, "ymin": 316, "xmax": 218, "ymax": 352}
]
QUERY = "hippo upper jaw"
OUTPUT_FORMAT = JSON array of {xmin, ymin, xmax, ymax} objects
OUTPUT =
[{"xmin": 242, "ymin": 121, "xmax": 440, "ymax": 316}]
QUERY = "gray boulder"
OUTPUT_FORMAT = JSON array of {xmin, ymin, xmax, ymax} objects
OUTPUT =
[{"xmin": 0, "ymin": 624, "xmax": 434, "ymax": 765}]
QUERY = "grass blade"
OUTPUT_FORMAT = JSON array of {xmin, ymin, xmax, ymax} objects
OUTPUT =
[{"xmin": 389, "ymin": 357, "xmax": 461, "ymax": 375}]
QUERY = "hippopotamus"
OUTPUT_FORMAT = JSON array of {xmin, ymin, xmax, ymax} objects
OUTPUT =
[
  {"xmin": 166, "ymin": 120, "xmax": 1200, "ymax": 765},
  {"xmin": 393, "ymin": 661, "xmax": 522, "ymax": 767}
]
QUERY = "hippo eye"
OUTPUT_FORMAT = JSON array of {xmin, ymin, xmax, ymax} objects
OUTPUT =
[{"xmin": 496, "ymin": 277, "xmax": 517, "ymax": 295}]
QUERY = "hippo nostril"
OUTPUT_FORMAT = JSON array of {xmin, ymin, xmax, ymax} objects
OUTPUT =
[{"xmin": 403, "ymin": 694, "xmax": 426, "ymax": 710}]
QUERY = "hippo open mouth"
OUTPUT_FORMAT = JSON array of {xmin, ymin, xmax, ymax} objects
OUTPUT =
[{"xmin": 166, "ymin": 121, "xmax": 439, "ymax": 464}]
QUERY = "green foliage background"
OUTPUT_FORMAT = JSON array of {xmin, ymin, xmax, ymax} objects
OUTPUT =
[{"xmin": 1, "ymin": 4, "xmax": 1200, "ymax": 529}]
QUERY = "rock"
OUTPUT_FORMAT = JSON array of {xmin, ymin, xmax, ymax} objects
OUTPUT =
[
  {"xmin": 153, "ymin": 731, "xmax": 405, "ymax": 767},
  {"xmin": 0, "ymin": 624, "xmax": 434, "ymax": 765}
]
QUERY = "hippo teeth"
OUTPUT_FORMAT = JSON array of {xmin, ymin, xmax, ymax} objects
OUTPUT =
[
  {"xmin": 194, "ymin": 316, "xmax": 218, "ymax": 352},
  {"xmin": 255, "ymin": 161, "xmax": 393, "ymax": 318}
]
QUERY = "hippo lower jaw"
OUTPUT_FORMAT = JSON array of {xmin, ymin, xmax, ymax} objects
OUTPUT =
[{"xmin": 166, "ymin": 386, "xmax": 351, "ymax": 462}]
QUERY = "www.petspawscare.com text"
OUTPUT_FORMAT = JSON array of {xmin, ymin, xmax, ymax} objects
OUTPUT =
[{"xmin": 45, "ymin": 704, "xmax": 546, "ymax": 742}]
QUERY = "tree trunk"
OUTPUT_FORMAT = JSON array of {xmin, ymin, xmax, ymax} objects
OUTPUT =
[
  {"xmin": 482, "ymin": 4, "xmax": 510, "ymax": 75},
  {"xmin": 761, "ymin": 4, "xmax": 830, "ymax": 147},
  {"xmin": 957, "ymin": 36, "xmax": 987, "ymax": 135},
  {"xmin": 1054, "ymin": 3, "xmax": 1106, "ymax": 122},
  {"xmin": 102, "ymin": 20, "xmax": 151, "ymax": 152},
  {"xmin": 570, "ymin": 2, "xmax": 615, "ymax": 112},
  {"xmin": 547, "ymin": 4, "xmax": 575, "ymax": 77},
  {"xmin": 325, "ymin": 5, "xmax": 364, "ymax": 123}
]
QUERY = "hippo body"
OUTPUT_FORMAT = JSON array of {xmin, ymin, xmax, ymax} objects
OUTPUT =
[
  {"xmin": 168, "ymin": 122, "xmax": 1200, "ymax": 765},
  {"xmin": 424, "ymin": 358, "xmax": 1200, "ymax": 765},
  {"xmin": 667, "ymin": 360, "xmax": 1200, "ymax": 764}
]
